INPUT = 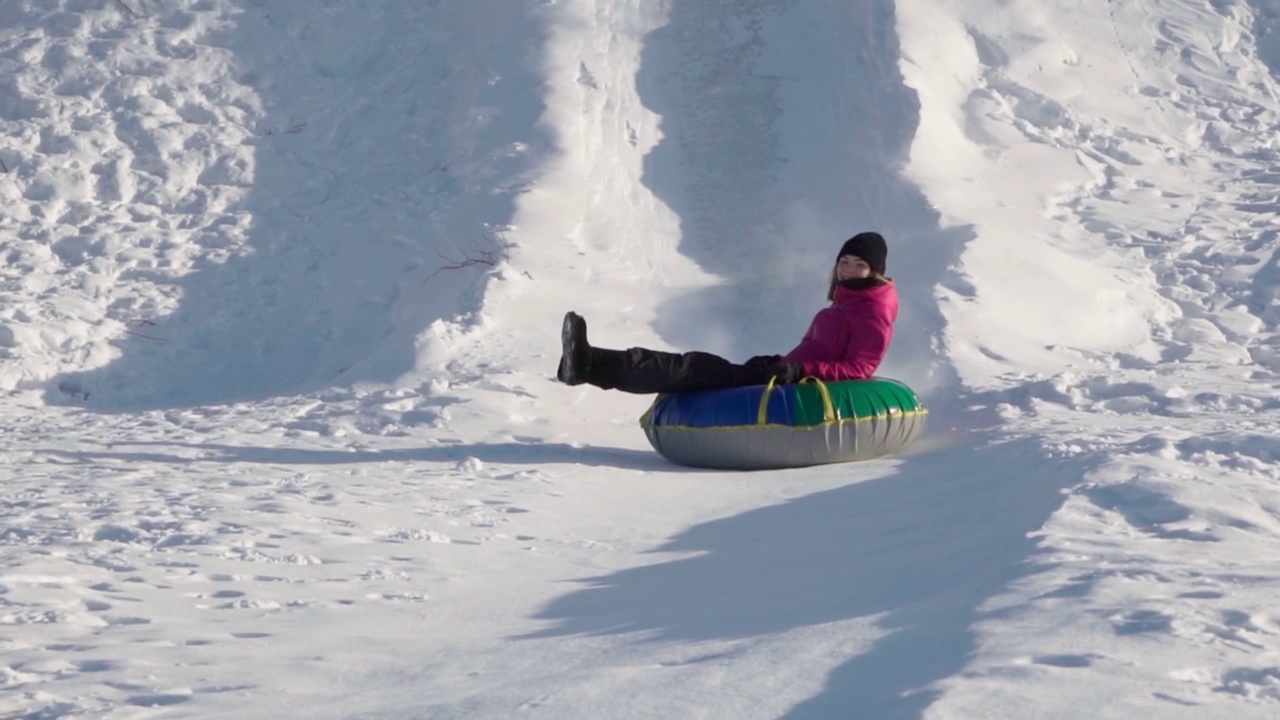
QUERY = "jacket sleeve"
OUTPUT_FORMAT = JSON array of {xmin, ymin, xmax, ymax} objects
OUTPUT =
[
  {"xmin": 796, "ymin": 310, "xmax": 892, "ymax": 381},
  {"xmin": 783, "ymin": 308, "xmax": 847, "ymax": 365}
]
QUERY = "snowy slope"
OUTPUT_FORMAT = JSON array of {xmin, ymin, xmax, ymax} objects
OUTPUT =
[{"xmin": 5, "ymin": 0, "xmax": 1280, "ymax": 718}]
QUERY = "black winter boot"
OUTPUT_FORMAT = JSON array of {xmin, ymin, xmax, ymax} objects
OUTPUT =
[{"xmin": 556, "ymin": 311, "xmax": 592, "ymax": 385}]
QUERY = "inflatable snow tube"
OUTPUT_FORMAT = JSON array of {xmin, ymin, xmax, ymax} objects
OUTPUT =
[{"xmin": 640, "ymin": 377, "xmax": 926, "ymax": 470}]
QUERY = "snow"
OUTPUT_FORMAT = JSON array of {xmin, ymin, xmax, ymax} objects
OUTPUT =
[{"xmin": 5, "ymin": 0, "xmax": 1280, "ymax": 717}]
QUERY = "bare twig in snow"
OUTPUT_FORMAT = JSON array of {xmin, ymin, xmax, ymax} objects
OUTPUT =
[
  {"xmin": 262, "ymin": 121, "xmax": 309, "ymax": 137},
  {"xmin": 423, "ymin": 230, "xmax": 519, "ymax": 283},
  {"xmin": 113, "ymin": 0, "xmax": 139, "ymax": 18},
  {"xmin": 125, "ymin": 318, "xmax": 166, "ymax": 341},
  {"xmin": 0, "ymin": 157, "xmax": 8, "ymax": 173}
]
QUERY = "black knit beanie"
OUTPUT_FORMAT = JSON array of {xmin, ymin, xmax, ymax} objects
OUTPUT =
[{"xmin": 837, "ymin": 232, "xmax": 888, "ymax": 275}]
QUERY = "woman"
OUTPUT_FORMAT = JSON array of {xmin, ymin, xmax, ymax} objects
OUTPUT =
[{"xmin": 557, "ymin": 232, "xmax": 897, "ymax": 394}]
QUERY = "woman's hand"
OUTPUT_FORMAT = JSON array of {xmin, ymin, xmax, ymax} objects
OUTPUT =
[{"xmin": 767, "ymin": 361, "xmax": 804, "ymax": 384}]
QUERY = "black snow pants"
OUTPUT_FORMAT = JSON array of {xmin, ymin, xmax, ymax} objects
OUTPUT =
[{"xmin": 586, "ymin": 347, "xmax": 774, "ymax": 395}]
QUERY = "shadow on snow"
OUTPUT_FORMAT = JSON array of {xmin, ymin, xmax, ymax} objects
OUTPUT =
[
  {"xmin": 520, "ymin": 432, "xmax": 1088, "ymax": 718},
  {"xmin": 43, "ymin": 1, "xmax": 549, "ymax": 411}
]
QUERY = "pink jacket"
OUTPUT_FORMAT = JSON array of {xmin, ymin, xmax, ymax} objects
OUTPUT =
[{"xmin": 783, "ymin": 281, "xmax": 897, "ymax": 381}]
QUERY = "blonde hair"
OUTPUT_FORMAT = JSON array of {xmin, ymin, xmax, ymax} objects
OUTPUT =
[{"xmin": 826, "ymin": 266, "xmax": 888, "ymax": 301}]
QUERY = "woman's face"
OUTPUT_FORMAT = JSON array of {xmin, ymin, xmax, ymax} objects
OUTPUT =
[{"xmin": 836, "ymin": 255, "xmax": 872, "ymax": 281}]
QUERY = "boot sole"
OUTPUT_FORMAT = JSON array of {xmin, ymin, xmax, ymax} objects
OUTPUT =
[{"xmin": 558, "ymin": 312, "xmax": 586, "ymax": 385}]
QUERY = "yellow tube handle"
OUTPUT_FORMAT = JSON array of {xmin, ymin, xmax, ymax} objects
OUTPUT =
[
  {"xmin": 756, "ymin": 376, "xmax": 778, "ymax": 425},
  {"xmin": 799, "ymin": 376, "xmax": 837, "ymax": 423}
]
